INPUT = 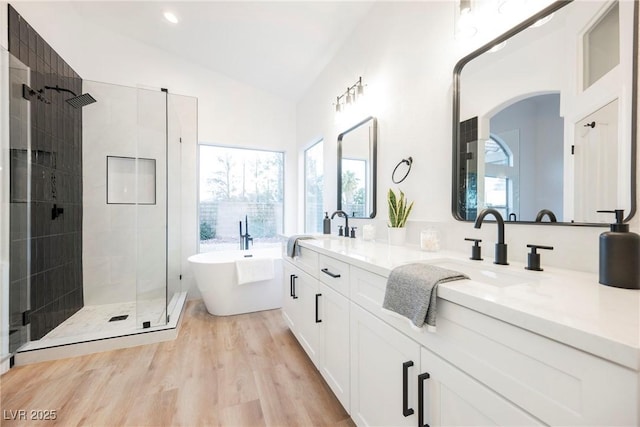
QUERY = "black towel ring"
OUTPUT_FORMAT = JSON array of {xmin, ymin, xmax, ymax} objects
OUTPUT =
[{"xmin": 392, "ymin": 157, "xmax": 413, "ymax": 184}]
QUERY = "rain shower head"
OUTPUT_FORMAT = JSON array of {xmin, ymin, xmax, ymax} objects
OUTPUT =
[
  {"xmin": 43, "ymin": 85, "xmax": 97, "ymax": 109},
  {"xmin": 66, "ymin": 93, "xmax": 97, "ymax": 109}
]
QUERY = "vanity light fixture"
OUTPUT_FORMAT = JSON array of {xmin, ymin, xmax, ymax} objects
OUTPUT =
[
  {"xmin": 333, "ymin": 77, "xmax": 365, "ymax": 114},
  {"xmin": 456, "ymin": 0, "xmax": 477, "ymax": 38},
  {"xmin": 163, "ymin": 11, "xmax": 179, "ymax": 24},
  {"xmin": 460, "ymin": 0, "xmax": 472, "ymax": 15}
]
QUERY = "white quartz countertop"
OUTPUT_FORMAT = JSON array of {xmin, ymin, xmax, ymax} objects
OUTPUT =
[{"xmin": 298, "ymin": 237, "xmax": 640, "ymax": 371}]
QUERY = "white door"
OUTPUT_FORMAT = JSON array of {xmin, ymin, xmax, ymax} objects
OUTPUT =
[
  {"xmin": 573, "ymin": 99, "xmax": 619, "ymax": 222},
  {"xmin": 420, "ymin": 347, "xmax": 543, "ymax": 427},
  {"xmin": 318, "ymin": 282, "xmax": 351, "ymax": 412},
  {"xmin": 350, "ymin": 303, "xmax": 420, "ymax": 427}
]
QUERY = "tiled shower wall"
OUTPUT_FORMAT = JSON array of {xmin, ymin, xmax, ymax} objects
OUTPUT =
[{"xmin": 8, "ymin": 5, "xmax": 83, "ymax": 340}]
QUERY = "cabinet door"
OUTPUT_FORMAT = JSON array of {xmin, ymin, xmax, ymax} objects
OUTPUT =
[
  {"xmin": 296, "ymin": 268, "xmax": 320, "ymax": 365},
  {"xmin": 282, "ymin": 261, "xmax": 299, "ymax": 331},
  {"xmin": 350, "ymin": 303, "xmax": 420, "ymax": 427},
  {"xmin": 420, "ymin": 347, "xmax": 543, "ymax": 427},
  {"xmin": 318, "ymin": 282, "xmax": 350, "ymax": 412}
]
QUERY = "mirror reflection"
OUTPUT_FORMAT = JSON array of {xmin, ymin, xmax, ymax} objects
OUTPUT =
[
  {"xmin": 454, "ymin": 0, "xmax": 637, "ymax": 224},
  {"xmin": 337, "ymin": 116, "xmax": 377, "ymax": 218}
]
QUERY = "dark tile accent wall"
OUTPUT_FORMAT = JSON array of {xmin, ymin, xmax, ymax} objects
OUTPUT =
[
  {"xmin": 459, "ymin": 117, "xmax": 478, "ymax": 220},
  {"xmin": 8, "ymin": 5, "xmax": 83, "ymax": 341}
]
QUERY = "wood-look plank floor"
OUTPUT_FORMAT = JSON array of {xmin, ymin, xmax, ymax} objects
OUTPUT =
[{"xmin": 0, "ymin": 300, "xmax": 355, "ymax": 427}]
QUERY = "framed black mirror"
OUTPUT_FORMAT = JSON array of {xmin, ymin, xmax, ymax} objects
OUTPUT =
[
  {"xmin": 337, "ymin": 116, "xmax": 377, "ymax": 218},
  {"xmin": 453, "ymin": 0, "xmax": 637, "ymax": 225}
]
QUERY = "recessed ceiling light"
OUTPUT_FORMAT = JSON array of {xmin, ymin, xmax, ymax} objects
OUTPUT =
[{"xmin": 163, "ymin": 11, "xmax": 179, "ymax": 24}]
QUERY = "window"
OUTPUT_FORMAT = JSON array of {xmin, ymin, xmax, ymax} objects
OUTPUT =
[
  {"xmin": 341, "ymin": 158, "xmax": 367, "ymax": 218},
  {"xmin": 583, "ymin": 1, "xmax": 620, "ymax": 89},
  {"xmin": 199, "ymin": 145, "xmax": 284, "ymax": 252},
  {"xmin": 484, "ymin": 176, "xmax": 510, "ymax": 218},
  {"xmin": 484, "ymin": 138, "xmax": 511, "ymax": 166},
  {"xmin": 304, "ymin": 140, "xmax": 324, "ymax": 233},
  {"xmin": 484, "ymin": 136, "xmax": 514, "ymax": 218}
]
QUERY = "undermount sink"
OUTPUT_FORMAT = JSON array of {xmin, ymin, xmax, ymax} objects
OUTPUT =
[{"xmin": 422, "ymin": 258, "xmax": 533, "ymax": 287}]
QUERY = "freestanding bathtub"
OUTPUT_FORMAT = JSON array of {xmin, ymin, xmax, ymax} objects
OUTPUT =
[{"xmin": 187, "ymin": 247, "xmax": 283, "ymax": 316}]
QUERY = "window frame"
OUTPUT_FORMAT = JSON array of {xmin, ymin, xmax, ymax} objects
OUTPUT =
[
  {"xmin": 197, "ymin": 142, "xmax": 286, "ymax": 252},
  {"xmin": 303, "ymin": 138, "xmax": 324, "ymax": 233}
]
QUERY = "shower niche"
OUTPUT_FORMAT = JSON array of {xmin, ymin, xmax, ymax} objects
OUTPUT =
[{"xmin": 106, "ymin": 156, "xmax": 156, "ymax": 205}]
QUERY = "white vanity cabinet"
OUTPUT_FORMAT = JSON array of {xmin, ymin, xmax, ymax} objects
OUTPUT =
[
  {"xmin": 282, "ymin": 261, "xmax": 320, "ymax": 365},
  {"xmin": 283, "ymin": 242, "xmax": 639, "ymax": 427},
  {"xmin": 282, "ymin": 253, "xmax": 351, "ymax": 411},
  {"xmin": 420, "ymin": 346, "xmax": 543, "ymax": 427},
  {"xmin": 350, "ymin": 302, "xmax": 420, "ymax": 427},
  {"xmin": 317, "ymin": 282, "xmax": 351, "ymax": 410},
  {"xmin": 348, "ymin": 267, "xmax": 541, "ymax": 427},
  {"xmin": 282, "ymin": 261, "xmax": 299, "ymax": 330}
]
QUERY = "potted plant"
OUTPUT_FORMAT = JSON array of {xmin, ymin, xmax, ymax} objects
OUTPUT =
[{"xmin": 387, "ymin": 188, "xmax": 414, "ymax": 245}]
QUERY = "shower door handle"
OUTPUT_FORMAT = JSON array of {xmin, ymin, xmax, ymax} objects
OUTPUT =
[
  {"xmin": 315, "ymin": 293, "xmax": 322, "ymax": 323},
  {"xmin": 292, "ymin": 275, "xmax": 298, "ymax": 299}
]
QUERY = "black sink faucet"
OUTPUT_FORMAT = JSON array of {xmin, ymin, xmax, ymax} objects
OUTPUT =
[
  {"xmin": 535, "ymin": 209, "xmax": 557, "ymax": 223},
  {"xmin": 474, "ymin": 208, "xmax": 508, "ymax": 265},
  {"xmin": 331, "ymin": 210, "xmax": 349, "ymax": 237}
]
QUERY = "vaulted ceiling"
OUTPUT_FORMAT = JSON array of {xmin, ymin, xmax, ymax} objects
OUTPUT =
[{"xmin": 66, "ymin": 1, "xmax": 375, "ymax": 101}]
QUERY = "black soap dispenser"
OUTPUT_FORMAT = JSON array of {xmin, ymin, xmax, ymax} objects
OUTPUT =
[
  {"xmin": 323, "ymin": 212, "xmax": 331, "ymax": 234},
  {"xmin": 598, "ymin": 209, "xmax": 640, "ymax": 289}
]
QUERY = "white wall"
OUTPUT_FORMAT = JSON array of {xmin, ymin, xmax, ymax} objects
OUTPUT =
[
  {"xmin": 10, "ymin": 2, "xmax": 297, "ymax": 299},
  {"xmin": 296, "ymin": 1, "xmax": 640, "ymax": 274}
]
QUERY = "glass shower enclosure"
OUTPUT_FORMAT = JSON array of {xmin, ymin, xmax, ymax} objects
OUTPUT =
[{"xmin": 2, "ymin": 45, "xmax": 194, "ymax": 358}]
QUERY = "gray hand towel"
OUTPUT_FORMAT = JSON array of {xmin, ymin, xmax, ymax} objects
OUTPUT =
[
  {"xmin": 286, "ymin": 235, "xmax": 314, "ymax": 257},
  {"xmin": 382, "ymin": 263, "xmax": 468, "ymax": 328}
]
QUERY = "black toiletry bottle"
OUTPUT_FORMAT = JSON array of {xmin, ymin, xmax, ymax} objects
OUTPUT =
[
  {"xmin": 323, "ymin": 212, "xmax": 331, "ymax": 234},
  {"xmin": 598, "ymin": 209, "xmax": 640, "ymax": 289}
]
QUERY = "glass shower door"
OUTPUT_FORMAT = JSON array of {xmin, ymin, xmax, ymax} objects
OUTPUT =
[
  {"xmin": 166, "ymin": 93, "xmax": 184, "ymax": 320},
  {"xmin": 135, "ymin": 87, "xmax": 167, "ymax": 328},
  {"xmin": 7, "ymin": 50, "xmax": 32, "ymax": 353}
]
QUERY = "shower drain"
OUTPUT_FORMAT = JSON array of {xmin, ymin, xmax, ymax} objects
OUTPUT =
[{"xmin": 109, "ymin": 315, "xmax": 129, "ymax": 322}]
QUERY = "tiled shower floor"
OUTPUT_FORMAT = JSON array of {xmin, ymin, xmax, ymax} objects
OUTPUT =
[
  {"xmin": 43, "ymin": 299, "xmax": 164, "ymax": 339},
  {"xmin": 18, "ymin": 292, "xmax": 186, "ymax": 352}
]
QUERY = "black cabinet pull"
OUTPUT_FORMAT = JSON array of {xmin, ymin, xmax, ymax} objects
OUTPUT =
[
  {"xmin": 402, "ymin": 361, "xmax": 414, "ymax": 417},
  {"xmin": 289, "ymin": 274, "xmax": 295, "ymax": 297},
  {"xmin": 292, "ymin": 275, "xmax": 298, "ymax": 299},
  {"xmin": 418, "ymin": 372, "xmax": 431, "ymax": 427},
  {"xmin": 321, "ymin": 268, "xmax": 341, "ymax": 278},
  {"xmin": 315, "ymin": 293, "xmax": 322, "ymax": 323}
]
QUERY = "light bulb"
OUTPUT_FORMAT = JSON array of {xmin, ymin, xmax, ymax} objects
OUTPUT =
[{"xmin": 163, "ymin": 11, "xmax": 179, "ymax": 24}]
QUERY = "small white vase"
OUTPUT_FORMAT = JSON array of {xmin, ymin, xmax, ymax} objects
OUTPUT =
[{"xmin": 387, "ymin": 227, "xmax": 407, "ymax": 246}]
